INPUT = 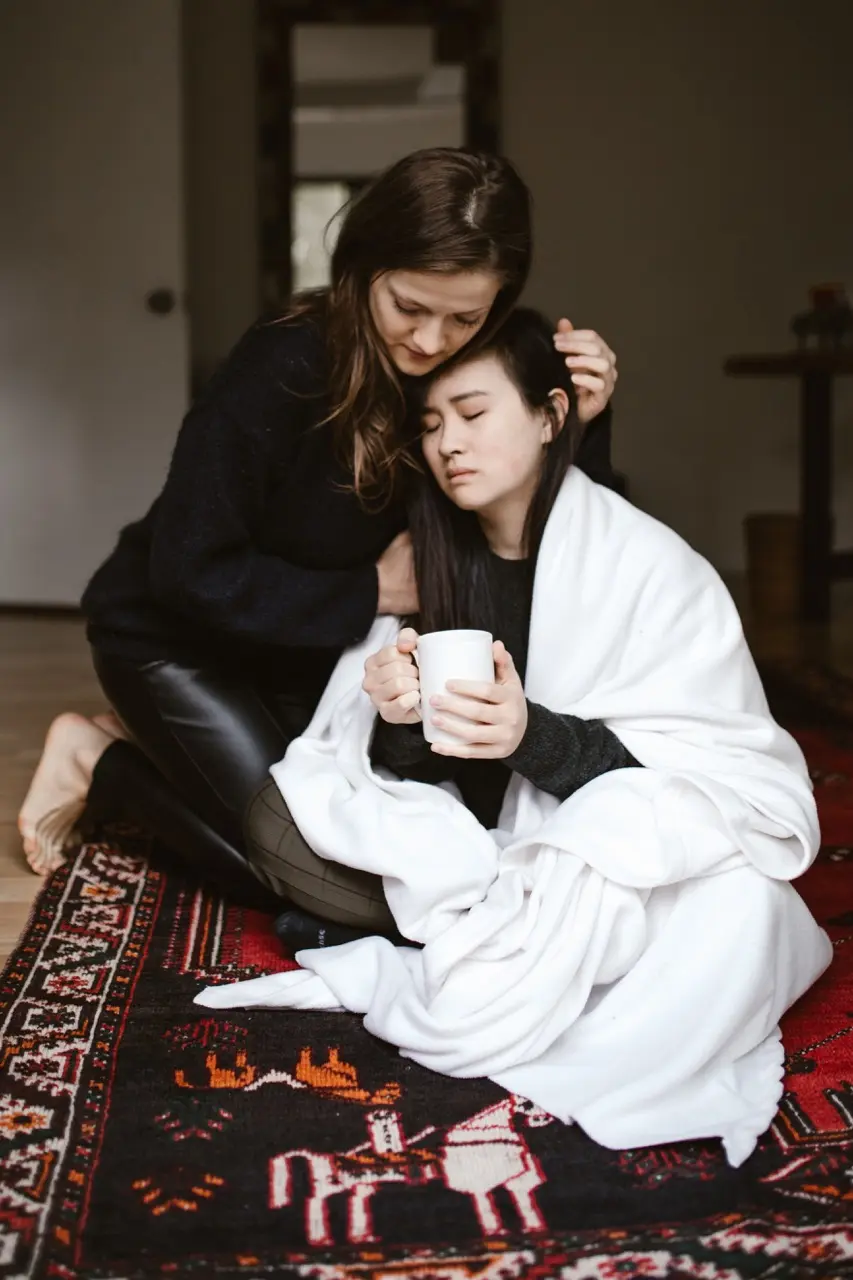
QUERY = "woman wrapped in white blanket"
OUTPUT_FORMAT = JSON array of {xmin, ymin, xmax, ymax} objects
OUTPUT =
[{"xmin": 198, "ymin": 308, "xmax": 831, "ymax": 1167}]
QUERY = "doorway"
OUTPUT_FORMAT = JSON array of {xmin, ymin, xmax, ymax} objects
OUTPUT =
[{"xmin": 255, "ymin": 0, "xmax": 500, "ymax": 311}]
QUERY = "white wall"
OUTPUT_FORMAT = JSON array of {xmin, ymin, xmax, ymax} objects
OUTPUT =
[
  {"xmin": 503, "ymin": 0, "xmax": 853, "ymax": 571},
  {"xmin": 183, "ymin": 0, "xmax": 258, "ymax": 385}
]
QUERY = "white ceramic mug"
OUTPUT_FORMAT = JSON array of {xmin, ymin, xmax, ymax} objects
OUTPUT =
[{"xmin": 415, "ymin": 629, "xmax": 495, "ymax": 745}]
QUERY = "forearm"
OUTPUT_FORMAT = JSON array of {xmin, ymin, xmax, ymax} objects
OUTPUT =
[
  {"xmin": 148, "ymin": 409, "xmax": 380, "ymax": 648},
  {"xmin": 370, "ymin": 718, "xmax": 461, "ymax": 785},
  {"xmin": 507, "ymin": 699, "xmax": 639, "ymax": 801},
  {"xmin": 573, "ymin": 403, "xmax": 618, "ymax": 490},
  {"xmin": 151, "ymin": 543, "xmax": 379, "ymax": 649}
]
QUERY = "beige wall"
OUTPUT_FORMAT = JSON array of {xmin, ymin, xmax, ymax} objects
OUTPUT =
[
  {"xmin": 0, "ymin": 0, "xmax": 187, "ymax": 603},
  {"xmin": 502, "ymin": 0, "xmax": 853, "ymax": 570},
  {"xmin": 183, "ymin": 0, "xmax": 257, "ymax": 386}
]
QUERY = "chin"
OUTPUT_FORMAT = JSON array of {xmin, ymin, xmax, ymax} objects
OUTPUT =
[{"xmin": 445, "ymin": 488, "xmax": 483, "ymax": 511}]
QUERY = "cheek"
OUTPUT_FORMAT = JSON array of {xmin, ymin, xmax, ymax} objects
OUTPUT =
[
  {"xmin": 444, "ymin": 323, "xmax": 482, "ymax": 357},
  {"xmin": 488, "ymin": 427, "xmax": 543, "ymax": 483},
  {"xmin": 372, "ymin": 293, "xmax": 404, "ymax": 344},
  {"xmin": 421, "ymin": 437, "xmax": 441, "ymax": 476}
]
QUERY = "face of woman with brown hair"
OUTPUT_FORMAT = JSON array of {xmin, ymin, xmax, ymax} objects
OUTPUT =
[{"xmin": 368, "ymin": 269, "xmax": 501, "ymax": 376}]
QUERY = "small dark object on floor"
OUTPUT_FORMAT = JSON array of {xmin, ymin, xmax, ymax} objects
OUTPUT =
[{"xmin": 273, "ymin": 905, "xmax": 413, "ymax": 951}]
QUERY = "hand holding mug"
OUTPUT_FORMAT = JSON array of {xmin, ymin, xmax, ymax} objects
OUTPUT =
[
  {"xmin": 428, "ymin": 640, "xmax": 528, "ymax": 759},
  {"xmin": 362, "ymin": 627, "xmax": 421, "ymax": 724}
]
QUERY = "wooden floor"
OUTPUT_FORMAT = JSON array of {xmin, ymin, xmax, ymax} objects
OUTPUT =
[
  {"xmin": 0, "ymin": 615, "xmax": 105, "ymax": 965},
  {"xmin": 2, "ymin": 591, "xmax": 853, "ymax": 967}
]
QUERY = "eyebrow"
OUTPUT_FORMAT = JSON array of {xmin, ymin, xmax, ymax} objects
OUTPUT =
[
  {"xmin": 423, "ymin": 390, "xmax": 489, "ymax": 414},
  {"xmin": 449, "ymin": 390, "xmax": 489, "ymax": 404}
]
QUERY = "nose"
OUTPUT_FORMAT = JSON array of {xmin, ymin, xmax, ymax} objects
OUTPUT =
[
  {"xmin": 410, "ymin": 318, "xmax": 444, "ymax": 357},
  {"xmin": 436, "ymin": 422, "xmax": 463, "ymax": 456}
]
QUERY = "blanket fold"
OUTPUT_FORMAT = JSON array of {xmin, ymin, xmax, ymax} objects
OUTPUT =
[{"xmin": 197, "ymin": 470, "xmax": 831, "ymax": 1165}]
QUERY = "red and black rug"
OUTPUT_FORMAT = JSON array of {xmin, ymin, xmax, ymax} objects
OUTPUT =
[{"xmin": 2, "ymin": 727, "xmax": 853, "ymax": 1279}]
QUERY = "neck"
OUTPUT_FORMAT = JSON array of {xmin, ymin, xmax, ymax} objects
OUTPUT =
[{"xmin": 477, "ymin": 488, "xmax": 532, "ymax": 560}]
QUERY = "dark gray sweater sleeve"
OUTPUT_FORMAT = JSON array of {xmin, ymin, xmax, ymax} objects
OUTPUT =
[
  {"xmin": 370, "ymin": 718, "xmax": 461, "ymax": 785},
  {"xmin": 370, "ymin": 702, "xmax": 639, "ymax": 798},
  {"xmin": 507, "ymin": 701, "xmax": 639, "ymax": 800}
]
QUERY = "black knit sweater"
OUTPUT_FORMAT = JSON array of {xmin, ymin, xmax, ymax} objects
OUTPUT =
[{"xmin": 82, "ymin": 316, "xmax": 617, "ymax": 696}]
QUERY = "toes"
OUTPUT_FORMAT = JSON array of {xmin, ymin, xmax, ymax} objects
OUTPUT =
[
  {"xmin": 42, "ymin": 849, "xmax": 67, "ymax": 875},
  {"xmin": 25, "ymin": 844, "xmax": 67, "ymax": 877},
  {"xmin": 17, "ymin": 820, "xmax": 36, "ymax": 861},
  {"xmin": 25, "ymin": 848, "xmax": 47, "ymax": 876}
]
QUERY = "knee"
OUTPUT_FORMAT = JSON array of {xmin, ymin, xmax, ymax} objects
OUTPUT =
[
  {"xmin": 244, "ymin": 778, "xmax": 294, "ymax": 864},
  {"xmin": 705, "ymin": 866, "xmax": 790, "ymax": 948}
]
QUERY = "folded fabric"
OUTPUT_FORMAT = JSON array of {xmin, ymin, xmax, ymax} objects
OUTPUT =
[{"xmin": 197, "ymin": 470, "xmax": 832, "ymax": 1166}]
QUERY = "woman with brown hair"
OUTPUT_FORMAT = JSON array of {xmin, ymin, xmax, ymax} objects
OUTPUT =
[{"xmin": 18, "ymin": 146, "xmax": 618, "ymax": 910}]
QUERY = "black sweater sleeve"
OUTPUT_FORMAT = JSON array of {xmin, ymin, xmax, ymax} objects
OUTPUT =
[
  {"xmin": 147, "ymin": 328, "xmax": 379, "ymax": 650},
  {"xmin": 507, "ymin": 700, "xmax": 639, "ymax": 800},
  {"xmin": 370, "ymin": 701, "xmax": 639, "ymax": 800},
  {"xmin": 573, "ymin": 403, "xmax": 618, "ymax": 490},
  {"xmin": 370, "ymin": 719, "xmax": 462, "ymax": 786}
]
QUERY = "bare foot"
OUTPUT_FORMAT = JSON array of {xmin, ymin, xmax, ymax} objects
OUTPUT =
[{"xmin": 18, "ymin": 712, "xmax": 113, "ymax": 876}]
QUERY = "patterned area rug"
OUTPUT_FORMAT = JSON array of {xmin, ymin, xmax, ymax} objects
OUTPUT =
[{"xmin": 2, "ymin": 729, "xmax": 853, "ymax": 1279}]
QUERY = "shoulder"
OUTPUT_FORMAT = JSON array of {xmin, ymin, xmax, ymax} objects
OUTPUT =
[
  {"xmin": 193, "ymin": 311, "xmax": 330, "ymax": 433},
  {"xmin": 572, "ymin": 470, "xmax": 711, "ymax": 576},
  {"xmin": 564, "ymin": 471, "xmax": 729, "ymax": 637}
]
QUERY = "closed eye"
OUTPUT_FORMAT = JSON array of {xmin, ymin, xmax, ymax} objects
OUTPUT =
[
  {"xmin": 462, "ymin": 411, "xmax": 485, "ymax": 422},
  {"xmin": 394, "ymin": 298, "xmax": 422, "ymax": 317},
  {"xmin": 455, "ymin": 315, "xmax": 483, "ymax": 329}
]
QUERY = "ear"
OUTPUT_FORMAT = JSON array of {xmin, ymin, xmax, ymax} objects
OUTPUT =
[{"xmin": 541, "ymin": 387, "xmax": 570, "ymax": 443}]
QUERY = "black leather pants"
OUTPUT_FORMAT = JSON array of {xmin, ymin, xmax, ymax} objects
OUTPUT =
[{"xmin": 87, "ymin": 649, "xmax": 317, "ymax": 909}]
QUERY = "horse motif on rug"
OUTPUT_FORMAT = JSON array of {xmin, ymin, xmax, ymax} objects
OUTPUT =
[{"xmin": 265, "ymin": 1050, "xmax": 553, "ymax": 1245}]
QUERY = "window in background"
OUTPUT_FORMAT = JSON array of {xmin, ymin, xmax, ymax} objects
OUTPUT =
[
  {"xmin": 258, "ymin": 7, "xmax": 498, "ymax": 310},
  {"xmin": 291, "ymin": 180, "xmax": 350, "ymax": 290},
  {"xmin": 287, "ymin": 24, "xmax": 465, "ymax": 298}
]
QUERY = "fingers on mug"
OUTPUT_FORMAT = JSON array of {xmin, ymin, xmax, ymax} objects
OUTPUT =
[{"xmin": 413, "ymin": 630, "xmax": 495, "ymax": 746}]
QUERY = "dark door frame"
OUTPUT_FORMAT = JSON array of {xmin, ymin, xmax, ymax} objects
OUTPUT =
[{"xmin": 256, "ymin": 0, "xmax": 500, "ymax": 309}]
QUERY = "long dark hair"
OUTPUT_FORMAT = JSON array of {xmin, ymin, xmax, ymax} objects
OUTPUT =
[
  {"xmin": 286, "ymin": 148, "xmax": 532, "ymax": 507},
  {"xmin": 408, "ymin": 308, "xmax": 584, "ymax": 634}
]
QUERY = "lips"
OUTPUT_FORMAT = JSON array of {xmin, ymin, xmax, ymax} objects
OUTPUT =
[{"xmin": 447, "ymin": 469, "xmax": 476, "ymax": 482}]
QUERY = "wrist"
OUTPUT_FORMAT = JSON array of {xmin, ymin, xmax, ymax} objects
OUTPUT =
[{"xmin": 506, "ymin": 698, "xmax": 534, "ymax": 763}]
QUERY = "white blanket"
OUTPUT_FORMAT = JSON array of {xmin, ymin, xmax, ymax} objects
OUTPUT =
[{"xmin": 197, "ymin": 470, "xmax": 832, "ymax": 1166}]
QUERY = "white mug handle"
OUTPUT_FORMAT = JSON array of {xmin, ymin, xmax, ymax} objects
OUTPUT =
[{"xmin": 406, "ymin": 640, "xmax": 422, "ymax": 718}]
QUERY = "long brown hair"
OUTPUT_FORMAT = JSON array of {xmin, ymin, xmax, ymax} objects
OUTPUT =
[
  {"xmin": 287, "ymin": 148, "xmax": 532, "ymax": 507},
  {"xmin": 408, "ymin": 308, "xmax": 583, "ymax": 635}
]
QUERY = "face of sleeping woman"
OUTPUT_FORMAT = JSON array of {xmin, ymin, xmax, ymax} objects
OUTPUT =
[{"xmin": 419, "ymin": 351, "xmax": 569, "ymax": 556}]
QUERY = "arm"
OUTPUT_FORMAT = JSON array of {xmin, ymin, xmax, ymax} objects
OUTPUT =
[
  {"xmin": 370, "ymin": 719, "xmax": 461, "ymax": 785},
  {"xmin": 149, "ymin": 408, "xmax": 379, "ymax": 649},
  {"xmin": 147, "ymin": 323, "xmax": 380, "ymax": 649},
  {"xmin": 507, "ymin": 699, "xmax": 639, "ymax": 802},
  {"xmin": 428, "ymin": 642, "xmax": 639, "ymax": 804},
  {"xmin": 551, "ymin": 319, "xmax": 620, "ymax": 492},
  {"xmin": 573, "ymin": 403, "xmax": 619, "ymax": 491}
]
